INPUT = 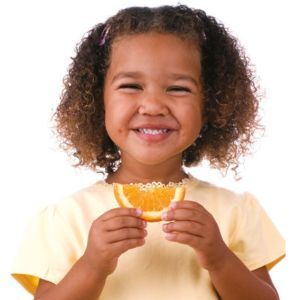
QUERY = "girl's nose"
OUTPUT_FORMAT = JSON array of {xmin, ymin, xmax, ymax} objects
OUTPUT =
[{"xmin": 138, "ymin": 92, "xmax": 169, "ymax": 116}]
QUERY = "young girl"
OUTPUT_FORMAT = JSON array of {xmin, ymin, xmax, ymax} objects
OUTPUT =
[{"xmin": 12, "ymin": 5, "xmax": 285, "ymax": 300}]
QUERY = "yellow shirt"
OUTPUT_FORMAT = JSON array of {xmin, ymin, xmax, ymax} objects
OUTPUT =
[{"xmin": 11, "ymin": 176, "xmax": 285, "ymax": 299}]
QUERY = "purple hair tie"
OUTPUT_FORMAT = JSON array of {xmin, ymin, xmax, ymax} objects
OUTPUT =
[{"xmin": 99, "ymin": 25, "xmax": 110, "ymax": 46}]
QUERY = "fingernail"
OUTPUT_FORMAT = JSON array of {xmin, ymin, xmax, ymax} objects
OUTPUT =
[
  {"xmin": 161, "ymin": 212, "xmax": 168, "ymax": 220},
  {"xmin": 143, "ymin": 220, "xmax": 147, "ymax": 227},
  {"xmin": 136, "ymin": 208, "xmax": 143, "ymax": 216},
  {"xmin": 170, "ymin": 202, "xmax": 177, "ymax": 209},
  {"xmin": 165, "ymin": 233, "xmax": 173, "ymax": 240}
]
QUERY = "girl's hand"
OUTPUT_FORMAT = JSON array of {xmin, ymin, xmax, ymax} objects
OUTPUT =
[
  {"xmin": 162, "ymin": 200, "xmax": 230, "ymax": 271},
  {"xmin": 82, "ymin": 208, "xmax": 147, "ymax": 277}
]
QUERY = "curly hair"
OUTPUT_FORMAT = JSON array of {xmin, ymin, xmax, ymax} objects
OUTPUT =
[{"xmin": 53, "ymin": 5, "xmax": 263, "ymax": 176}]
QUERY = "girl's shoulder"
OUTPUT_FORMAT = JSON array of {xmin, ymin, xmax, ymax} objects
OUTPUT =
[
  {"xmin": 38, "ymin": 180, "xmax": 116, "ymax": 225},
  {"xmin": 186, "ymin": 174, "xmax": 259, "ymax": 211}
]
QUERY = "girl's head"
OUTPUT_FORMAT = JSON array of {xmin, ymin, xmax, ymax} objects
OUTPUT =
[{"xmin": 54, "ymin": 5, "xmax": 261, "ymax": 175}]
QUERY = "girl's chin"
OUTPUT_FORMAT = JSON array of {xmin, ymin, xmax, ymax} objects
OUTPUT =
[{"xmin": 123, "ymin": 152, "xmax": 183, "ymax": 167}]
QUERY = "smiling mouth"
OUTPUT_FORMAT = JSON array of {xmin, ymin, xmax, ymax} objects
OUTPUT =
[{"xmin": 135, "ymin": 128, "xmax": 170, "ymax": 135}]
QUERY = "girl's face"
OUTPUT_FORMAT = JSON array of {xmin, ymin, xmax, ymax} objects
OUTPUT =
[{"xmin": 104, "ymin": 32, "xmax": 204, "ymax": 169}]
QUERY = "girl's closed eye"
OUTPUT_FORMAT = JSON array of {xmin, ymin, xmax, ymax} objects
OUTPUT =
[
  {"xmin": 167, "ymin": 85, "xmax": 192, "ymax": 95},
  {"xmin": 118, "ymin": 83, "xmax": 142, "ymax": 92}
]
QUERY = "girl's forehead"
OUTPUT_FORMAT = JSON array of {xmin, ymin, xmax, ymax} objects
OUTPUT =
[
  {"xmin": 106, "ymin": 32, "xmax": 202, "ymax": 82},
  {"xmin": 111, "ymin": 32, "xmax": 200, "ymax": 58},
  {"xmin": 113, "ymin": 31, "xmax": 198, "ymax": 47}
]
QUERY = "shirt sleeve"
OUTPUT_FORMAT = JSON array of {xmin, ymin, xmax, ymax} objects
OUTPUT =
[
  {"xmin": 11, "ymin": 205, "xmax": 80, "ymax": 295},
  {"xmin": 229, "ymin": 192, "xmax": 286, "ymax": 271}
]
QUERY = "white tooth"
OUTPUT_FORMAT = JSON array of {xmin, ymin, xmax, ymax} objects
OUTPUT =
[{"xmin": 139, "ymin": 128, "xmax": 167, "ymax": 135}]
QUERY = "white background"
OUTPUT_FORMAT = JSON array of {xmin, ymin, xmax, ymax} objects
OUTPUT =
[{"xmin": 1, "ymin": 0, "xmax": 299, "ymax": 299}]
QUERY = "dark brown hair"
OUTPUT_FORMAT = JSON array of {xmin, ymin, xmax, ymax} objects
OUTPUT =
[{"xmin": 54, "ymin": 5, "xmax": 262, "ymax": 176}]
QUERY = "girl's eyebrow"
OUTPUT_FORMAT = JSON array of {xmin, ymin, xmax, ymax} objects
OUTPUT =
[
  {"xmin": 169, "ymin": 73, "xmax": 199, "ymax": 87},
  {"xmin": 112, "ymin": 72, "xmax": 143, "ymax": 83},
  {"xmin": 111, "ymin": 71, "xmax": 199, "ymax": 86}
]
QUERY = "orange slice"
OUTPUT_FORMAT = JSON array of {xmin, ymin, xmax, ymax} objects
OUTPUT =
[{"xmin": 113, "ymin": 183, "xmax": 186, "ymax": 222}]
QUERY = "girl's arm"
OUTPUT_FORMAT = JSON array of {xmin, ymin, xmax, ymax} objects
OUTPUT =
[
  {"xmin": 34, "ymin": 256, "xmax": 107, "ymax": 300},
  {"xmin": 209, "ymin": 252, "xmax": 279, "ymax": 300},
  {"xmin": 162, "ymin": 200, "xmax": 280, "ymax": 300},
  {"xmin": 34, "ymin": 207, "xmax": 146, "ymax": 300}
]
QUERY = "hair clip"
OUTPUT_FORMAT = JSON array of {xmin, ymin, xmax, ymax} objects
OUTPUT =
[{"xmin": 99, "ymin": 25, "xmax": 111, "ymax": 46}]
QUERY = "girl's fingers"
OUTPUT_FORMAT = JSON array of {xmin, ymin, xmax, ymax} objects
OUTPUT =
[
  {"xmin": 110, "ymin": 238, "xmax": 146, "ymax": 255},
  {"xmin": 170, "ymin": 200, "xmax": 209, "ymax": 214},
  {"xmin": 101, "ymin": 207, "xmax": 142, "ymax": 221},
  {"xmin": 162, "ymin": 207, "xmax": 208, "ymax": 224},
  {"xmin": 162, "ymin": 220, "xmax": 205, "ymax": 238},
  {"xmin": 106, "ymin": 227, "xmax": 147, "ymax": 244},
  {"xmin": 163, "ymin": 200, "xmax": 212, "ymax": 223},
  {"xmin": 164, "ymin": 231, "xmax": 199, "ymax": 248},
  {"xmin": 105, "ymin": 216, "xmax": 146, "ymax": 231}
]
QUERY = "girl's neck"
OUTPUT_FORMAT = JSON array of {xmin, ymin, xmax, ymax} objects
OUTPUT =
[{"xmin": 106, "ymin": 159, "xmax": 188, "ymax": 184}]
